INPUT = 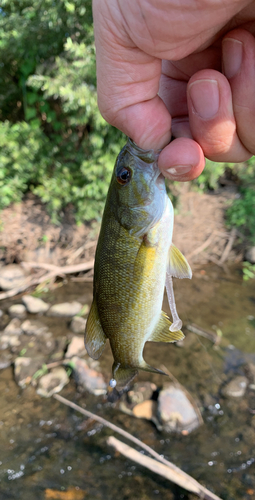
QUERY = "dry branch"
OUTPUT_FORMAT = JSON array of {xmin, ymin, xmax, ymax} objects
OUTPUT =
[
  {"xmin": 220, "ymin": 228, "xmax": 236, "ymax": 263},
  {"xmin": 0, "ymin": 271, "xmax": 57, "ymax": 301},
  {"xmin": 21, "ymin": 260, "xmax": 94, "ymax": 275},
  {"xmin": 53, "ymin": 394, "xmax": 222, "ymax": 500},
  {"xmin": 107, "ymin": 436, "xmax": 222, "ymax": 500}
]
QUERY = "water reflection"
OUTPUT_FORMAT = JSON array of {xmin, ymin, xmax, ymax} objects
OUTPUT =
[{"xmin": 0, "ymin": 265, "xmax": 254, "ymax": 499}]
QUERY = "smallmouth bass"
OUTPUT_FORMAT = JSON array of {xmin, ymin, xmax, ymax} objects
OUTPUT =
[{"xmin": 85, "ymin": 139, "xmax": 191, "ymax": 388}]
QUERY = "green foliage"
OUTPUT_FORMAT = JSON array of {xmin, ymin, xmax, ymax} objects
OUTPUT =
[
  {"xmin": 0, "ymin": 0, "xmax": 124, "ymax": 223},
  {"xmin": 192, "ymin": 159, "xmax": 229, "ymax": 191},
  {"xmin": 226, "ymin": 159, "xmax": 255, "ymax": 243},
  {"xmin": 242, "ymin": 262, "xmax": 255, "ymax": 281}
]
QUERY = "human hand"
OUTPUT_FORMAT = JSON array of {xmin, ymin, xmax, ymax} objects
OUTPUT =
[{"xmin": 93, "ymin": 0, "xmax": 255, "ymax": 181}]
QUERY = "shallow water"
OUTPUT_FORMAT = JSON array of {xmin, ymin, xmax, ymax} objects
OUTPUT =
[{"xmin": 0, "ymin": 265, "xmax": 255, "ymax": 500}]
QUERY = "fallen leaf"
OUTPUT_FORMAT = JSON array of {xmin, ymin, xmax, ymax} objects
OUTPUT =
[
  {"xmin": 132, "ymin": 400, "xmax": 157, "ymax": 420},
  {"xmin": 45, "ymin": 487, "xmax": 86, "ymax": 500}
]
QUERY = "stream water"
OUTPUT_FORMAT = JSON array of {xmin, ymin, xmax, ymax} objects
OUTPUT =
[{"xmin": 0, "ymin": 265, "xmax": 255, "ymax": 500}]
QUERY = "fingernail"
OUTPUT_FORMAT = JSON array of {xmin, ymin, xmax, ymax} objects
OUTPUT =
[
  {"xmin": 189, "ymin": 79, "xmax": 219, "ymax": 119},
  {"xmin": 166, "ymin": 165, "xmax": 193, "ymax": 176},
  {"xmin": 222, "ymin": 38, "xmax": 243, "ymax": 79}
]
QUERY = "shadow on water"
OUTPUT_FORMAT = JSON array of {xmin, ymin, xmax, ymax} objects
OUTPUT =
[{"xmin": 0, "ymin": 264, "xmax": 255, "ymax": 500}]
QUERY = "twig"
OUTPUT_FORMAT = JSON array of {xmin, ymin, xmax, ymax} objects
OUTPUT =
[
  {"xmin": 220, "ymin": 228, "xmax": 236, "ymax": 263},
  {"xmin": 107, "ymin": 436, "xmax": 223, "ymax": 500},
  {"xmin": 70, "ymin": 277, "xmax": 94, "ymax": 283},
  {"xmin": 66, "ymin": 241, "xmax": 97, "ymax": 264},
  {"xmin": 0, "ymin": 271, "xmax": 57, "ymax": 301},
  {"xmin": 53, "ymin": 394, "xmax": 222, "ymax": 500},
  {"xmin": 186, "ymin": 232, "xmax": 216, "ymax": 260},
  {"xmin": 186, "ymin": 324, "xmax": 220, "ymax": 345},
  {"xmin": 21, "ymin": 260, "xmax": 94, "ymax": 275}
]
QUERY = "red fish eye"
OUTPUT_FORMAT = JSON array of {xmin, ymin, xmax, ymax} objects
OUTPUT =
[{"xmin": 116, "ymin": 167, "xmax": 132, "ymax": 185}]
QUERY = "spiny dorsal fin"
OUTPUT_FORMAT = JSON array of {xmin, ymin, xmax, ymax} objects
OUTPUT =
[
  {"xmin": 168, "ymin": 244, "xmax": 192, "ymax": 279},
  {"xmin": 85, "ymin": 299, "xmax": 107, "ymax": 360},
  {"xmin": 148, "ymin": 311, "xmax": 184, "ymax": 343}
]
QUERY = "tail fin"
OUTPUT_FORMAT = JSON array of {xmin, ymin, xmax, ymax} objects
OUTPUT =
[{"xmin": 109, "ymin": 361, "xmax": 167, "ymax": 392}]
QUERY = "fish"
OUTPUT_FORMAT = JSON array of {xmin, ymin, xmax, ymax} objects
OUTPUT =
[{"xmin": 85, "ymin": 139, "xmax": 192, "ymax": 388}]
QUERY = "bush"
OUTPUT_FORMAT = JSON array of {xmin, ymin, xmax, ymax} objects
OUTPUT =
[{"xmin": 0, "ymin": 1, "xmax": 124, "ymax": 223}]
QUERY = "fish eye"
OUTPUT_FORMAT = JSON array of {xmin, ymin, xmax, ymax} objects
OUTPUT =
[{"xmin": 116, "ymin": 167, "xmax": 132, "ymax": 185}]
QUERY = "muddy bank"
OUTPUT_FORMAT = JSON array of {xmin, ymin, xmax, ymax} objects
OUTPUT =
[{"xmin": 0, "ymin": 186, "xmax": 242, "ymax": 270}]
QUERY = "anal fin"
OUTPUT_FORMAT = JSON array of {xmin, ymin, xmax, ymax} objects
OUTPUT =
[
  {"xmin": 148, "ymin": 311, "xmax": 184, "ymax": 343},
  {"xmin": 85, "ymin": 299, "xmax": 107, "ymax": 360}
]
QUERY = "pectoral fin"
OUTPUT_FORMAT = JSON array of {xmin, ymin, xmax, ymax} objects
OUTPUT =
[
  {"xmin": 168, "ymin": 244, "xmax": 192, "ymax": 279},
  {"xmin": 85, "ymin": 299, "xmax": 107, "ymax": 360},
  {"xmin": 148, "ymin": 311, "xmax": 184, "ymax": 343}
]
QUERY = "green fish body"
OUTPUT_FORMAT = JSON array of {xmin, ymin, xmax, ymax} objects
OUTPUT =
[{"xmin": 85, "ymin": 140, "xmax": 191, "ymax": 387}]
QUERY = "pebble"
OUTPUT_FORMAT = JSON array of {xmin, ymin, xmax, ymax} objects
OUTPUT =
[
  {"xmin": 127, "ymin": 382, "xmax": 157, "ymax": 405},
  {"xmin": 14, "ymin": 357, "xmax": 45, "ymax": 389},
  {"xmin": 221, "ymin": 376, "xmax": 248, "ymax": 398},
  {"xmin": 245, "ymin": 246, "xmax": 255, "ymax": 264},
  {"xmin": 47, "ymin": 301, "xmax": 83, "ymax": 317},
  {"xmin": 70, "ymin": 316, "xmax": 87, "ymax": 334},
  {"xmin": 8, "ymin": 304, "xmax": 27, "ymax": 319},
  {"xmin": 0, "ymin": 353, "xmax": 12, "ymax": 370},
  {"xmin": 70, "ymin": 356, "xmax": 106, "ymax": 396},
  {"xmin": 36, "ymin": 367, "xmax": 69, "ymax": 397},
  {"xmin": 65, "ymin": 336, "xmax": 86, "ymax": 358},
  {"xmin": 21, "ymin": 319, "xmax": 48, "ymax": 336},
  {"xmin": 157, "ymin": 384, "xmax": 202, "ymax": 433},
  {"xmin": 4, "ymin": 318, "xmax": 22, "ymax": 335},
  {"xmin": 132, "ymin": 400, "xmax": 158, "ymax": 420},
  {"xmin": 22, "ymin": 295, "xmax": 49, "ymax": 314},
  {"xmin": 0, "ymin": 334, "xmax": 20, "ymax": 350},
  {"xmin": 0, "ymin": 264, "xmax": 28, "ymax": 290},
  {"xmin": 245, "ymin": 363, "xmax": 255, "ymax": 384}
]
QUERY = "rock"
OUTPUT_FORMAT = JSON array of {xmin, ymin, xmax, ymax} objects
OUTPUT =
[
  {"xmin": 158, "ymin": 384, "xmax": 202, "ymax": 434},
  {"xmin": 245, "ymin": 246, "xmax": 255, "ymax": 264},
  {"xmin": 8, "ymin": 304, "xmax": 27, "ymax": 319},
  {"xmin": 14, "ymin": 357, "xmax": 44, "ymax": 389},
  {"xmin": 70, "ymin": 356, "xmax": 106, "ymax": 396},
  {"xmin": 0, "ymin": 309, "xmax": 4, "ymax": 318},
  {"xmin": 244, "ymin": 363, "xmax": 255, "ymax": 384},
  {"xmin": 132, "ymin": 400, "xmax": 158, "ymax": 420},
  {"xmin": 47, "ymin": 301, "xmax": 82, "ymax": 317},
  {"xmin": 0, "ymin": 264, "xmax": 28, "ymax": 290},
  {"xmin": 221, "ymin": 375, "xmax": 248, "ymax": 398},
  {"xmin": 21, "ymin": 319, "xmax": 48, "ymax": 336},
  {"xmin": 70, "ymin": 316, "xmax": 87, "ymax": 334},
  {"xmin": 0, "ymin": 352, "xmax": 12, "ymax": 370},
  {"xmin": 127, "ymin": 382, "xmax": 157, "ymax": 405},
  {"xmin": 0, "ymin": 334, "xmax": 21, "ymax": 349},
  {"xmin": 36, "ymin": 367, "xmax": 69, "ymax": 397},
  {"xmin": 4, "ymin": 318, "xmax": 22, "ymax": 335},
  {"xmin": 65, "ymin": 336, "xmax": 86, "ymax": 358},
  {"xmin": 22, "ymin": 295, "xmax": 50, "ymax": 314}
]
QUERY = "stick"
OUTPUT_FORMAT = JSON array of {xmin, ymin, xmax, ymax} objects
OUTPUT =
[
  {"xmin": 107, "ymin": 436, "xmax": 222, "ymax": 500},
  {"xmin": 220, "ymin": 228, "xmax": 236, "ymax": 263},
  {"xmin": 53, "ymin": 394, "xmax": 222, "ymax": 500},
  {"xmin": 186, "ymin": 324, "xmax": 220, "ymax": 344},
  {"xmin": 0, "ymin": 271, "xmax": 57, "ymax": 300},
  {"xmin": 21, "ymin": 260, "xmax": 94, "ymax": 275},
  {"xmin": 66, "ymin": 241, "xmax": 96, "ymax": 264},
  {"xmin": 186, "ymin": 232, "xmax": 216, "ymax": 260}
]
